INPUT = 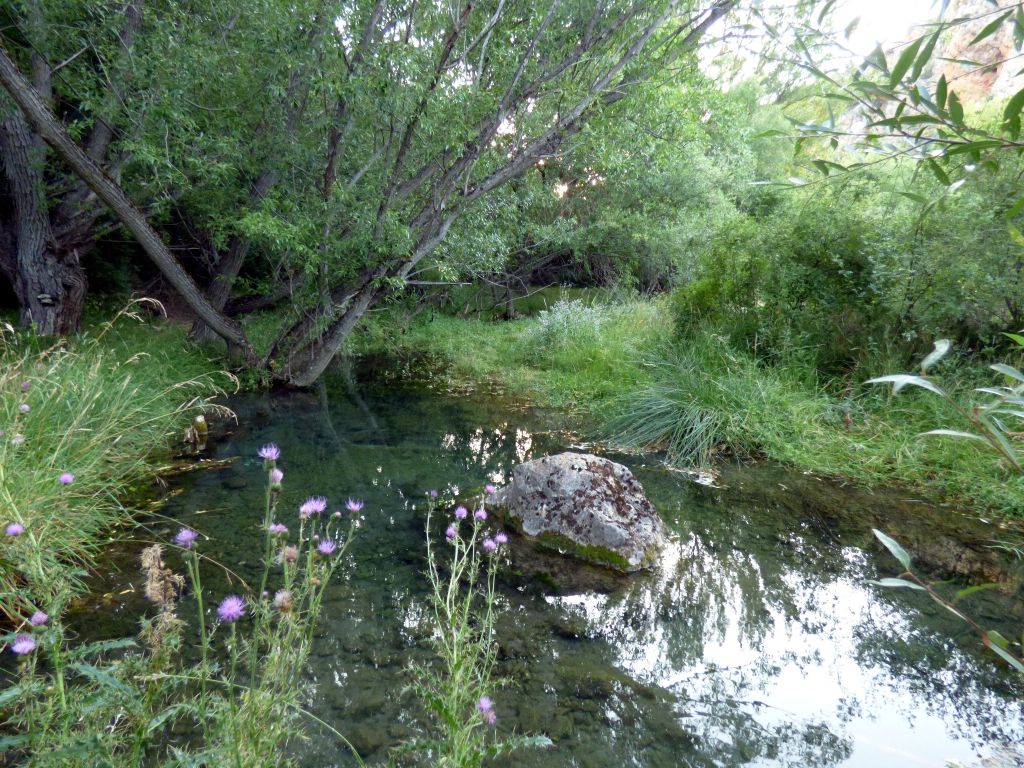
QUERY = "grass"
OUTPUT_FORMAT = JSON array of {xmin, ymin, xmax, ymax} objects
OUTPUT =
[
  {"xmin": 0, "ymin": 304, "xmax": 231, "ymax": 609},
  {"xmin": 359, "ymin": 295, "xmax": 1024, "ymax": 518}
]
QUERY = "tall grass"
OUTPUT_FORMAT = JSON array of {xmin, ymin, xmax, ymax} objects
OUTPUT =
[
  {"xmin": 361, "ymin": 297, "xmax": 1024, "ymax": 516},
  {"xmin": 0, "ymin": 306, "xmax": 231, "ymax": 607}
]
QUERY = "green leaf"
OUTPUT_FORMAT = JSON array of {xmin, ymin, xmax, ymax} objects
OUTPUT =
[
  {"xmin": 927, "ymin": 158, "xmax": 951, "ymax": 186},
  {"xmin": 72, "ymin": 637, "xmax": 137, "ymax": 660},
  {"xmin": 949, "ymin": 91, "xmax": 964, "ymax": 124},
  {"xmin": 943, "ymin": 140, "xmax": 1004, "ymax": 156},
  {"xmin": 146, "ymin": 702, "xmax": 199, "ymax": 735},
  {"xmin": 991, "ymin": 363, "xmax": 1024, "ymax": 383},
  {"xmin": 919, "ymin": 429, "xmax": 988, "ymax": 442},
  {"xmin": 869, "ymin": 577, "xmax": 925, "ymax": 590},
  {"xmin": 866, "ymin": 374, "xmax": 946, "ymax": 396},
  {"xmin": 872, "ymin": 529, "xmax": 912, "ymax": 570},
  {"xmin": 985, "ymin": 631, "xmax": 1024, "ymax": 673},
  {"xmin": 898, "ymin": 191, "xmax": 928, "ymax": 203},
  {"xmin": 1004, "ymin": 85, "xmax": 1024, "ymax": 138},
  {"xmin": 912, "ymin": 28, "xmax": 942, "ymax": 81},
  {"xmin": 891, "ymin": 37, "xmax": 924, "ymax": 86},
  {"xmin": 1003, "ymin": 332, "xmax": 1024, "ymax": 347},
  {"xmin": 70, "ymin": 662, "xmax": 138, "ymax": 702},
  {"xmin": 866, "ymin": 45, "xmax": 888, "ymax": 75},
  {"xmin": 936, "ymin": 74, "xmax": 948, "ymax": 110},
  {"xmin": 954, "ymin": 583, "xmax": 999, "ymax": 602},
  {"xmin": 970, "ymin": 10, "xmax": 1014, "ymax": 47}
]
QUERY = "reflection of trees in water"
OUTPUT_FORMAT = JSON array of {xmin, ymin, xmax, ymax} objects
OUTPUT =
[{"xmin": 540, "ymin": 505, "xmax": 1023, "ymax": 766}]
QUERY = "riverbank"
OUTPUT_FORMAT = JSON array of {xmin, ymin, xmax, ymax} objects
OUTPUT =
[
  {"xmin": 357, "ymin": 295, "xmax": 1024, "ymax": 520},
  {"xmin": 1, "ymin": 309, "xmax": 229, "ymax": 606}
]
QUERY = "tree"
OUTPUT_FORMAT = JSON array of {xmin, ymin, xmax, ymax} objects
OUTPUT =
[{"xmin": 1, "ymin": 0, "xmax": 738, "ymax": 384}]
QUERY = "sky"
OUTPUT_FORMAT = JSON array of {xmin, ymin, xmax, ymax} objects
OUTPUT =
[{"xmin": 828, "ymin": 0, "xmax": 937, "ymax": 58}]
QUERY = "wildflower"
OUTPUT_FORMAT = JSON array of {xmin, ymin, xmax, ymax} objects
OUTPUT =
[
  {"xmin": 478, "ymin": 696, "xmax": 496, "ymax": 725},
  {"xmin": 299, "ymin": 496, "xmax": 328, "ymax": 519},
  {"xmin": 454, "ymin": 506, "xmax": 468, "ymax": 520},
  {"xmin": 495, "ymin": 532, "xmax": 508, "ymax": 545},
  {"xmin": 317, "ymin": 539, "xmax": 337, "ymax": 556},
  {"xmin": 483, "ymin": 538, "xmax": 497, "ymax": 552},
  {"xmin": 281, "ymin": 545, "xmax": 299, "ymax": 564},
  {"xmin": 29, "ymin": 611, "xmax": 48, "ymax": 626},
  {"xmin": 474, "ymin": 508, "xmax": 487, "ymax": 521},
  {"xmin": 332, "ymin": 510, "xmax": 342, "ymax": 518},
  {"xmin": 268, "ymin": 522, "xmax": 288, "ymax": 535},
  {"xmin": 10, "ymin": 434, "xmax": 24, "ymax": 446},
  {"xmin": 429, "ymin": 489, "xmax": 438, "ymax": 498},
  {"xmin": 485, "ymin": 484, "xmax": 497, "ymax": 494},
  {"xmin": 173, "ymin": 528, "xmax": 199, "ymax": 549},
  {"xmin": 10, "ymin": 635, "xmax": 36, "ymax": 655},
  {"xmin": 258, "ymin": 443, "xmax": 280, "ymax": 461},
  {"xmin": 345, "ymin": 498, "xmax": 364, "ymax": 513},
  {"xmin": 217, "ymin": 595, "xmax": 246, "ymax": 623},
  {"xmin": 5, "ymin": 523, "xmax": 24, "ymax": 536},
  {"xmin": 273, "ymin": 589, "xmax": 293, "ymax": 612},
  {"xmin": 445, "ymin": 525, "xmax": 457, "ymax": 540},
  {"xmin": 58, "ymin": 472, "xmax": 74, "ymax": 485},
  {"xmin": 18, "ymin": 403, "xmax": 30, "ymax": 414},
  {"xmin": 269, "ymin": 468, "xmax": 283, "ymax": 487},
  {"xmin": 20, "ymin": 381, "xmax": 30, "ymax": 391}
]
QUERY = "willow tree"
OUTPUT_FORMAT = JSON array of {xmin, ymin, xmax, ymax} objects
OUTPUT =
[{"xmin": 1, "ymin": 0, "xmax": 737, "ymax": 384}]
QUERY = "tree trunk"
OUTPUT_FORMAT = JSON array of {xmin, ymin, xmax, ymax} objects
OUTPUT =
[
  {"xmin": 0, "ymin": 111, "xmax": 87, "ymax": 334},
  {"xmin": 0, "ymin": 43, "xmax": 253, "ymax": 358}
]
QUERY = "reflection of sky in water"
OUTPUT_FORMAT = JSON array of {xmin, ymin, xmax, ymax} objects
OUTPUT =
[{"xmin": 151, "ymin": 377, "xmax": 1023, "ymax": 768}]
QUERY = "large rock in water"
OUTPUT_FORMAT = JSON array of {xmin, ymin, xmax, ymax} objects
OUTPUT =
[{"xmin": 495, "ymin": 452, "xmax": 667, "ymax": 572}]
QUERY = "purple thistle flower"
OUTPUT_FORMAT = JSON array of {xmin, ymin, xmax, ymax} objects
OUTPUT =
[
  {"xmin": 29, "ymin": 611, "xmax": 48, "ymax": 626},
  {"xmin": 483, "ymin": 538, "xmax": 497, "ymax": 552},
  {"xmin": 217, "ymin": 595, "xmax": 246, "ymax": 623},
  {"xmin": 477, "ymin": 695, "xmax": 493, "ymax": 712},
  {"xmin": 495, "ymin": 532, "xmax": 508, "ymax": 545},
  {"xmin": 269, "ymin": 467, "xmax": 284, "ymax": 487},
  {"xmin": 258, "ymin": 443, "xmax": 280, "ymax": 461},
  {"xmin": 18, "ymin": 403, "xmax": 30, "ymax": 414},
  {"xmin": 429, "ymin": 489, "xmax": 438, "ymax": 498},
  {"xmin": 58, "ymin": 472, "xmax": 74, "ymax": 486},
  {"xmin": 483, "ymin": 709, "xmax": 497, "ymax": 725},
  {"xmin": 173, "ymin": 528, "xmax": 199, "ymax": 549},
  {"xmin": 268, "ymin": 522, "xmax": 288, "ymax": 535},
  {"xmin": 445, "ymin": 525, "xmax": 457, "ymax": 540},
  {"xmin": 299, "ymin": 496, "xmax": 328, "ymax": 519},
  {"xmin": 6, "ymin": 523, "xmax": 24, "ymax": 536},
  {"xmin": 485, "ymin": 484, "xmax": 497, "ymax": 494},
  {"xmin": 317, "ymin": 539, "xmax": 338, "ymax": 556},
  {"xmin": 454, "ymin": 506, "xmax": 468, "ymax": 520},
  {"xmin": 474, "ymin": 508, "xmax": 487, "ymax": 521},
  {"xmin": 10, "ymin": 635, "xmax": 36, "ymax": 655},
  {"xmin": 345, "ymin": 498, "xmax": 364, "ymax": 513},
  {"xmin": 20, "ymin": 381, "xmax": 30, "ymax": 391}
]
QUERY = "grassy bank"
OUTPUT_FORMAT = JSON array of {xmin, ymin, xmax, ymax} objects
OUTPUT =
[
  {"xmin": 359, "ymin": 296, "xmax": 1024, "ymax": 518},
  {"xmin": 1, "ymin": 307, "xmax": 229, "ymax": 610}
]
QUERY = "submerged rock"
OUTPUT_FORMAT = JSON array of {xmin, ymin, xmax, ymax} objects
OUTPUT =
[{"xmin": 494, "ymin": 452, "xmax": 667, "ymax": 572}]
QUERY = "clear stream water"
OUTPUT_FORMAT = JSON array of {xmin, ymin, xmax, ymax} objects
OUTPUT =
[{"xmin": 89, "ymin": 361, "xmax": 1024, "ymax": 767}]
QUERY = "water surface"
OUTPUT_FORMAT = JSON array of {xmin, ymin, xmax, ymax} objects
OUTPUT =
[{"xmin": 142, "ymin": 367, "xmax": 1024, "ymax": 767}]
